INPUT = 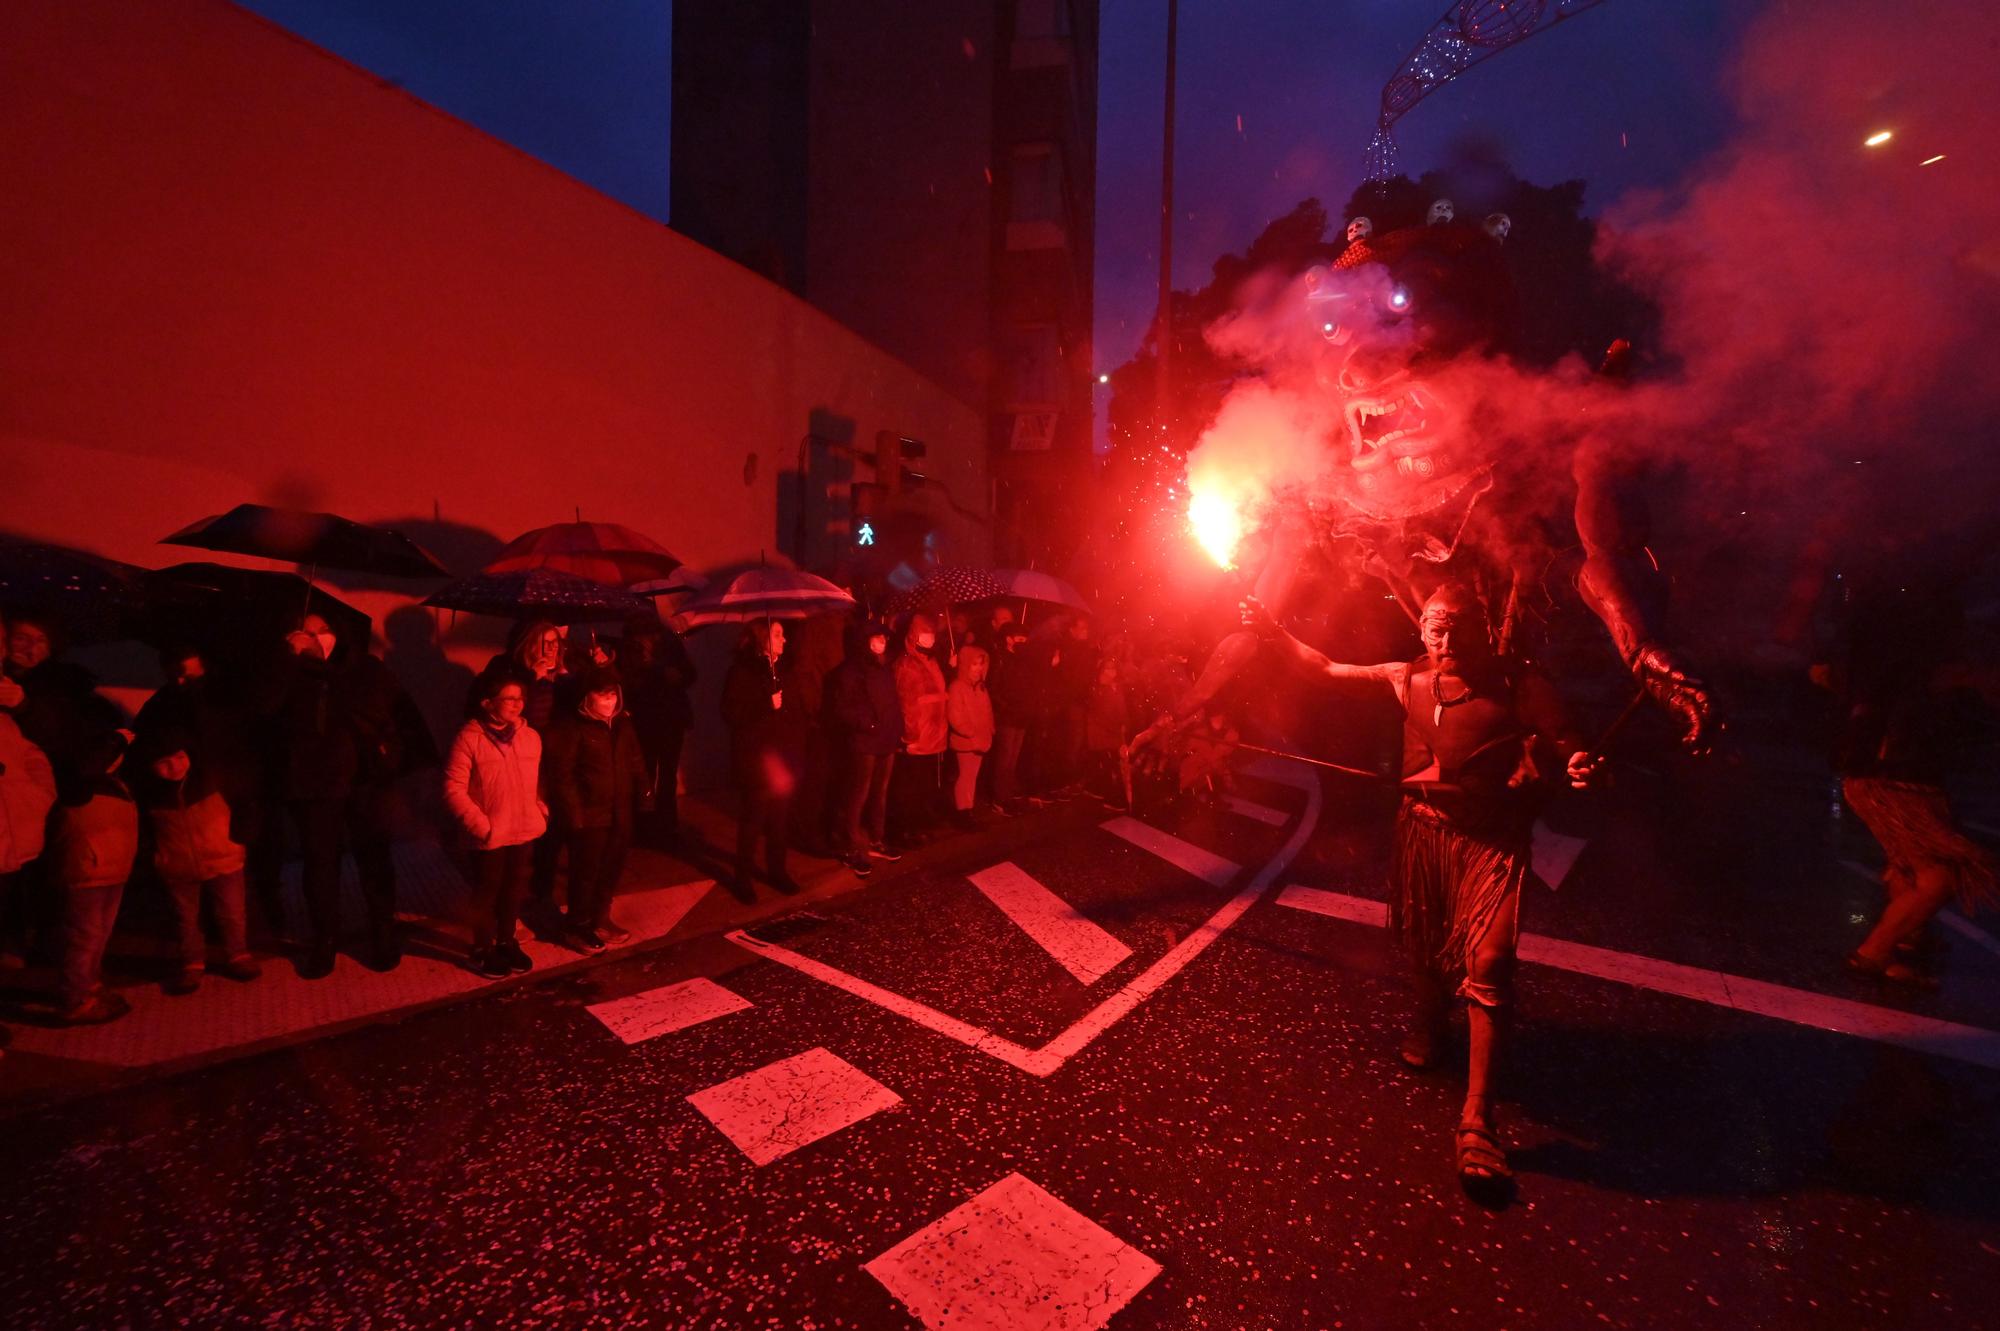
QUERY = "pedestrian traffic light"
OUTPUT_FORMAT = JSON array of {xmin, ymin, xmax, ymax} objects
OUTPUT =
[
  {"xmin": 850, "ymin": 481, "xmax": 886, "ymax": 546},
  {"xmin": 873, "ymin": 430, "xmax": 928, "ymax": 494}
]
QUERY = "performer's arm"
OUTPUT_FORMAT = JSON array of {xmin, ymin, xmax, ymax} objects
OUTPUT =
[
  {"xmin": 1238, "ymin": 597, "xmax": 1401, "ymax": 705},
  {"xmin": 1574, "ymin": 443, "xmax": 1718, "ymax": 754}
]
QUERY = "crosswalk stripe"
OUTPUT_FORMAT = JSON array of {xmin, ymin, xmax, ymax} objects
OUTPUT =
[
  {"xmin": 1225, "ymin": 795, "xmax": 1289, "ymax": 827},
  {"xmin": 1100, "ymin": 816, "xmax": 1241, "ymax": 887},
  {"xmin": 967, "ymin": 862, "xmax": 1132, "ymax": 985},
  {"xmin": 1276, "ymin": 884, "xmax": 2000, "ymax": 1072},
  {"xmin": 587, "ymin": 977, "xmax": 751, "ymax": 1045}
]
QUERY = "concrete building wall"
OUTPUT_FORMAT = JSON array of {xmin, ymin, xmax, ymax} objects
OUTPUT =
[{"xmin": 0, "ymin": 0, "xmax": 987, "ymax": 776}]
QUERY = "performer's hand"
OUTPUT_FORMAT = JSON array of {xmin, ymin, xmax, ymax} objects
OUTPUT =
[
  {"xmin": 0, "ymin": 676, "xmax": 22, "ymax": 710},
  {"xmin": 1632, "ymin": 643, "xmax": 1718, "ymax": 757},
  {"xmin": 1238, "ymin": 596, "xmax": 1279, "ymax": 639},
  {"xmin": 1566, "ymin": 750, "xmax": 1605, "ymax": 790}
]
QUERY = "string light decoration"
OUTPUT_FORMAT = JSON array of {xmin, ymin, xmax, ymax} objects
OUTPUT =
[{"xmin": 1365, "ymin": 1, "xmax": 1614, "ymax": 182}]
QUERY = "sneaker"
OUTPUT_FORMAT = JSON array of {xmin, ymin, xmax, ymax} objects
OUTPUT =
[
  {"xmin": 568, "ymin": 925, "xmax": 606, "ymax": 954},
  {"xmin": 298, "ymin": 940, "xmax": 337, "ymax": 980},
  {"xmin": 59, "ymin": 991, "xmax": 131, "ymax": 1026},
  {"xmin": 470, "ymin": 947, "xmax": 512, "ymax": 979},
  {"xmin": 498, "ymin": 941, "xmax": 533, "ymax": 974},
  {"xmin": 849, "ymin": 857, "xmax": 874, "ymax": 879},
  {"xmin": 164, "ymin": 968, "xmax": 203, "ymax": 997},
  {"xmin": 595, "ymin": 919, "xmax": 633, "ymax": 946},
  {"xmin": 867, "ymin": 843, "xmax": 904, "ymax": 862},
  {"xmin": 215, "ymin": 956, "xmax": 263, "ymax": 983}
]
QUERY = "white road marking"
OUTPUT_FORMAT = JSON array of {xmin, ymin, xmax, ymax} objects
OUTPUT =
[
  {"xmin": 1225, "ymin": 794, "xmax": 1288, "ymax": 827},
  {"xmin": 1278, "ymin": 884, "xmax": 2000, "ymax": 1072},
  {"xmin": 729, "ymin": 756, "xmax": 1323, "ymax": 1077},
  {"xmin": 685, "ymin": 1047, "xmax": 901, "ymax": 1166},
  {"xmin": 1100, "ymin": 815, "xmax": 1241, "ymax": 887},
  {"xmin": 865, "ymin": 1172, "xmax": 1161, "ymax": 1331},
  {"xmin": 968, "ymin": 862, "xmax": 1132, "ymax": 985},
  {"xmin": 587, "ymin": 977, "xmax": 750, "ymax": 1045}
]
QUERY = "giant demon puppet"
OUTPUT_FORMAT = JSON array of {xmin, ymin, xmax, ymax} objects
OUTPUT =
[{"xmin": 1172, "ymin": 214, "xmax": 1718, "ymax": 752}]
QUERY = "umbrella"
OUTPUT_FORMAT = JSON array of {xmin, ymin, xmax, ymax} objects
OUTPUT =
[
  {"xmin": 142, "ymin": 562, "xmax": 373, "ymax": 651},
  {"xmin": 425, "ymin": 567, "xmax": 656, "ymax": 625},
  {"xmin": 485, "ymin": 521, "xmax": 683, "ymax": 590},
  {"xmin": 883, "ymin": 565, "xmax": 1004, "ymax": 617},
  {"xmin": 0, "ymin": 542, "xmax": 147, "ymax": 641},
  {"xmin": 990, "ymin": 568, "xmax": 1089, "ymax": 614},
  {"xmin": 670, "ymin": 568, "xmax": 855, "ymax": 629},
  {"xmin": 163, "ymin": 503, "xmax": 449, "ymax": 579}
]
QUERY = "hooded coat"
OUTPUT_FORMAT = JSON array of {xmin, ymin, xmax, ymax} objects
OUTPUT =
[
  {"xmin": 826, "ymin": 621, "xmax": 902, "ymax": 757},
  {"xmin": 947, "ymin": 646, "xmax": 995, "ymax": 753},
  {"xmin": 442, "ymin": 718, "xmax": 548, "ymax": 850},
  {"xmin": 543, "ymin": 687, "xmax": 646, "ymax": 831},
  {"xmin": 893, "ymin": 620, "xmax": 949, "ymax": 756}
]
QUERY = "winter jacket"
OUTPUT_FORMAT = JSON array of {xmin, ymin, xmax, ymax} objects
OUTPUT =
[
  {"xmin": 543, "ymin": 704, "xmax": 646, "ymax": 831},
  {"xmin": 442, "ymin": 719, "xmax": 548, "ymax": 850},
  {"xmin": 947, "ymin": 647, "xmax": 995, "ymax": 753},
  {"xmin": 53, "ymin": 778, "xmax": 139, "ymax": 890},
  {"xmin": 259, "ymin": 648, "xmax": 434, "ymax": 803},
  {"xmin": 986, "ymin": 644, "xmax": 1033, "ymax": 729},
  {"xmin": 146, "ymin": 784, "xmax": 248, "ymax": 883},
  {"xmin": 826, "ymin": 625, "xmax": 903, "ymax": 757},
  {"xmin": 133, "ymin": 682, "xmax": 262, "ymax": 847},
  {"xmin": 0, "ymin": 713, "xmax": 57, "ymax": 874},
  {"xmin": 894, "ymin": 648, "xmax": 949, "ymax": 756},
  {"xmin": 721, "ymin": 646, "xmax": 804, "ymax": 791},
  {"xmin": 5, "ymin": 659, "xmax": 120, "ymax": 791}
]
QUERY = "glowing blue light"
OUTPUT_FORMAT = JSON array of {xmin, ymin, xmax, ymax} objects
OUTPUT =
[
  {"xmin": 856, "ymin": 520, "xmax": 876, "ymax": 546},
  {"xmin": 1389, "ymin": 285, "xmax": 1410, "ymax": 310}
]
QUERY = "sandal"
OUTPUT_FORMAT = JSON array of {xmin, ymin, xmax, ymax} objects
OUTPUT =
[
  {"xmin": 1843, "ymin": 951, "xmax": 1939, "ymax": 989},
  {"xmin": 1455, "ymin": 1122, "xmax": 1513, "ymax": 1189}
]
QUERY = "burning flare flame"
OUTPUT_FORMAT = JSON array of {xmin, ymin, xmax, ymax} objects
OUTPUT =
[{"xmin": 1188, "ymin": 490, "xmax": 1244, "ymax": 569}]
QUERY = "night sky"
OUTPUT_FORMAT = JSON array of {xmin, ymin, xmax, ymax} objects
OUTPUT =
[{"xmin": 238, "ymin": 0, "xmax": 1755, "ymax": 414}]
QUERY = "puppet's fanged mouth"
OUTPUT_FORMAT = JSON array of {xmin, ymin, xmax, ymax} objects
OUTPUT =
[{"xmin": 1346, "ymin": 389, "xmax": 1431, "ymax": 465}]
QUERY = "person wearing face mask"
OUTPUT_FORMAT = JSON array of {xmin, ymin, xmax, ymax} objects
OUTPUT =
[
  {"xmin": 890, "ymin": 613, "xmax": 950, "ymax": 844},
  {"xmin": 443, "ymin": 672, "xmax": 547, "ymax": 978},
  {"xmin": 826, "ymin": 618, "xmax": 903, "ymax": 875},
  {"xmin": 542, "ymin": 666, "xmax": 646, "ymax": 950},
  {"xmin": 722, "ymin": 618, "xmax": 802, "ymax": 898},
  {"xmin": 946, "ymin": 645, "xmax": 995, "ymax": 830},
  {"xmin": 257, "ymin": 613, "xmax": 430, "ymax": 978}
]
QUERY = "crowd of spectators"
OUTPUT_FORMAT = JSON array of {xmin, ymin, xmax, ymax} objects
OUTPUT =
[{"xmin": 0, "ymin": 593, "xmax": 1144, "ymax": 1028}]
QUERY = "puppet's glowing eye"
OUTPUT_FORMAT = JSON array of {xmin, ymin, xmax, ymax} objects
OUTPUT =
[{"xmin": 1388, "ymin": 284, "xmax": 1411, "ymax": 312}]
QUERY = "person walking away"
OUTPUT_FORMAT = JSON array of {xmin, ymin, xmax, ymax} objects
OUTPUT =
[
  {"xmin": 890, "ymin": 614, "xmax": 949, "ymax": 843},
  {"xmin": 542, "ymin": 667, "xmax": 645, "ymax": 950},
  {"xmin": 1243, "ymin": 584, "xmax": 1601, "ymax": 1194},
  {"xmin": 826, "ymin": 620, "xmax": 902, "ymax": 876},
  {"xmin": 985, "ymin": 625, "xmax": 1032, "ymax": 815},
  {"xmin": 946, "ymin": 645, "xmax": 995, "ymax": 829},
  {"xmin": 0, "ymin": 711, "xmax": 57, "ymax": 957},
  {"xmin": 443, "ymin": 672, "xmax": 546, "ymax": 978},
  {"xmin": 618, "ymin": 618, "xmax": 697, "ymax": 851},
  {"xmin": 1084, "ymin": 656, "xmax": 1130, "ymax": 808},
  {"xmin": 781, "ymin": 613, "xmax": 845, "ymax": 857},
  {"xmin": 721, "ymin": 619, "xmax": 802, "ymax": 898},
  {"xmin": 134, "ymin": 725, "xmax": 261, "ymax": 994},
  {"xmin": 51, "ymin": 731, "xmax": 138, "ymax": 1025}
]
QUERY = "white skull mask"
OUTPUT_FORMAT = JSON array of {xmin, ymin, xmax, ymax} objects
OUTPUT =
[
  {"xmin": 1345, "ymin": 216, "xmax": 1373, "ymax": 244},
  {"xmin": 1427, "ymin": 198, "xmax": 1455, "ymax": 226},
  {"xmin": 1483, "ymin": 212, "xmax": 1511, "ymax": 242}
]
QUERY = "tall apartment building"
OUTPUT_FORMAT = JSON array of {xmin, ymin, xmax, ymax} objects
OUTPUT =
[{"xmin": 672, "ymin": 0, "xmax": 1099, "ymax": 573}]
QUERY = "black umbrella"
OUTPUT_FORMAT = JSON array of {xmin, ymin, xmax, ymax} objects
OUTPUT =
[
  {"xmin": 425, "ymin": 568, "xmax": 656, "ymax": 625},
  {"xmin": 142, "ymin": 562, "xmax": 373, "ymax": 652},
  {"xmin": 0, "ymin": 541, "xmax": 147, "ymax": 641},
  {"xmin": 883, "ymin": 565, "xmax": 1004, "ymax": 617},
  {"xmin": 163, "ymin": 503, "xmax": 449, "ymax": 579}
]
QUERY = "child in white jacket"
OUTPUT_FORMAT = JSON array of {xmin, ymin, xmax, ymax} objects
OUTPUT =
[{"xmin": 444, "ymin": 672, "xmax": 547, "ymax": 978}]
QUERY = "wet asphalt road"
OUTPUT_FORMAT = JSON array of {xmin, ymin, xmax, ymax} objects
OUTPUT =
[{"xmin": 2, "ymin": 755, "xmax": 1998, "ymax": 1330}]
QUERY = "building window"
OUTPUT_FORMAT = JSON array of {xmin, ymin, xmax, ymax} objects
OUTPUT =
[
  {"xmin": 1000, "ymin": 323, "xmax": 1063, "ymax": 410},
  {"xmin": 1012, "ymin": 0, "xmax": 1072, "ymax": 69},
  {"xmin": 1006, "ymin": 144, "xmax": 1066, "ymax": 250}
]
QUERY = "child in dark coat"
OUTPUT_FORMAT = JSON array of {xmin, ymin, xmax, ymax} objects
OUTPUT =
[{"xmin": 52, "ymin": 731, "xmax": 138, "ymax": 1024}]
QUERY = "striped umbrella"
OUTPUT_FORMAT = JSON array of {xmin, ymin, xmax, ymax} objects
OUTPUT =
[
  {"xmin": 484, "ymin": 521, "xmax": 683, "ymax": 590},
  {"xmin": 670, "ymin": 567, "xmax": 855, "ymax": 629}
]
